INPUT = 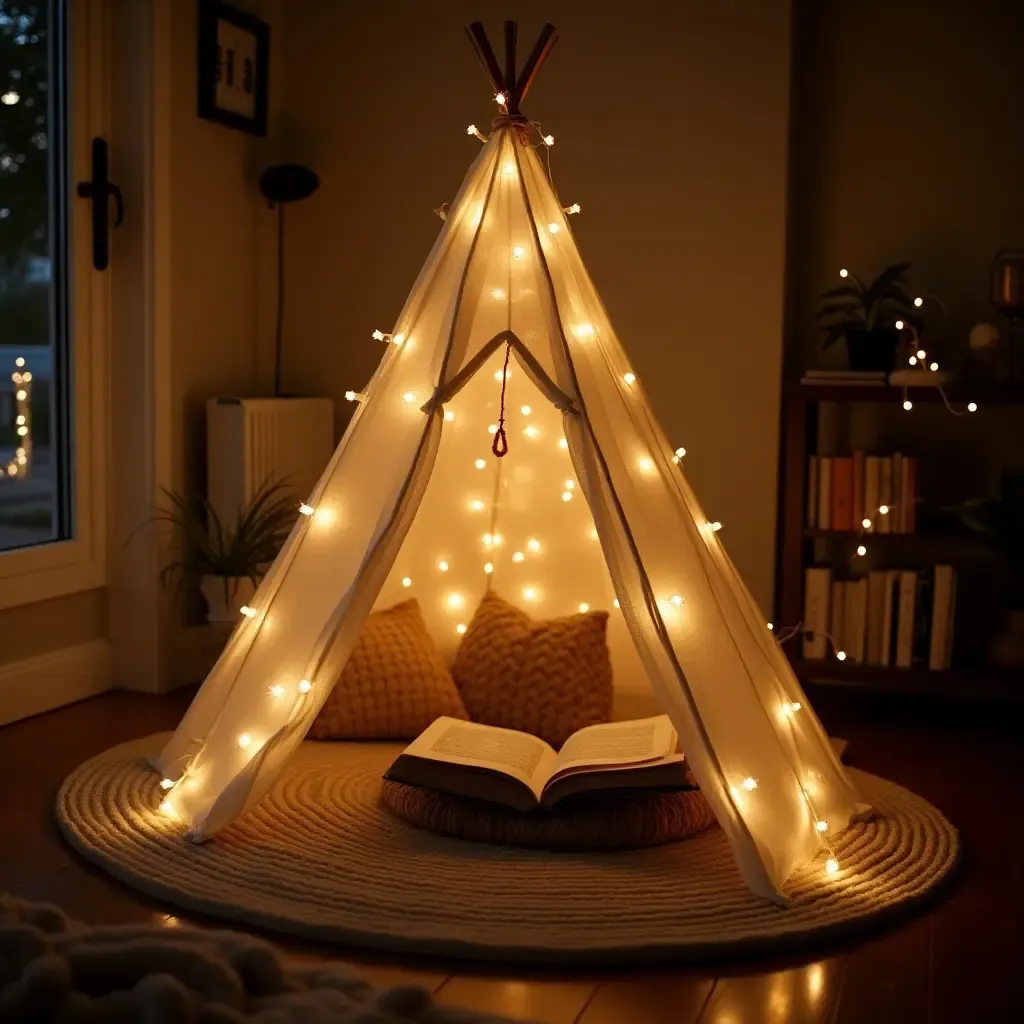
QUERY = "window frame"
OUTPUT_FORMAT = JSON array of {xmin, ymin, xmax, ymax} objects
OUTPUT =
[{"xmin": 0, "ymin": 0, "xmax": 108, "ymax": 610}]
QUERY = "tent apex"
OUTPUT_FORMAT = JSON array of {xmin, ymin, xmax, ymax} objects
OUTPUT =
[{"xmin": 465, "ymin": 21, "xmax": 558, "ymax": 115}]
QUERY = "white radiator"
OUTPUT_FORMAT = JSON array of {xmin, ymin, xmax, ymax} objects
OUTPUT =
[{"xmin": 206, "ymin": 397, "xmax": 334, "ymax": 527}]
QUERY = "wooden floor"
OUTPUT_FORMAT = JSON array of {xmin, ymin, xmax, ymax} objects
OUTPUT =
[{"xmin": 2, "ymin": 686, "xmax": 1021, "ymax": 1023}]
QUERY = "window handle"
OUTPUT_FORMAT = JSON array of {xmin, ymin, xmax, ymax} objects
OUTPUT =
[{"xmin": 76, "ymin": 137, "xmax": 123, "ymax": 271}]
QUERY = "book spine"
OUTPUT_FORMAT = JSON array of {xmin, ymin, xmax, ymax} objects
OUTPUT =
[
  {"xmin": 913, "ymin": 570, "xmax": 933, "ymax": 665},
  {"xmin": 864, "ymin": 456, "xmax": 880, "ymax": 531},
  {"xmin": 900, "ymin": 456, "xmax": 913, "ymax": 535},
  {"xmin": 830, "ymin": 579, "xmax": 845, "ymax": 655},
  {"xmin": 892, "ymin": 452, "xmax": 905, "ymax": 533},
  {"xmin": 803, "ymin": 568, "xmax": 832, "ymax": 659},
  {"xmin": 832, "ymin": 457, "xmax": 854, "ymax": 532},
  {"xmin": 842, "ymin": 581, "xmax": 856, "ymax": 661},
  {"xmin": 852, "ymin": 450, "xmax": 865, "ymax": 528},
  {"xmin": 818, "ymin": 457, "xmax": 832, "ymax": 531},
  {"xmin": 907, "ymin": 457, "xmax": 918, "ymax": 533},
  {"xmin": 853, "ymin": 577, "xmax": 868, "ymax": 663},
  {"xmin": 881, "ymin": 570, "xmax": 899, "ymax": 667},
  {"xmin": 895, "ymin": 570, "xmax": 917, "ymax": 668},
  {"xmin": 879, "ymin": 458, "xmax": 893, "ymax": 534},
  {"xmin": 807, "ymin": 455, "xmax": 819, "ymax": 529},
  {"xmin": 945, "ymin": 572, "xmax": 958, "ymax": 668},
  {"xmin": 929, "ymin": 566, "xmax": 956, "ymax": 670},
  {"xmin": 866, "ymin": 571, "xmax": 886, "ymax": 665}
]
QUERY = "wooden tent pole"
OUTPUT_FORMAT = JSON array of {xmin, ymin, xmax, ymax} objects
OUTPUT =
[
  {"xmin": 465, "ymin": 21, "xmax": 504, "ymax": 95},
  {"xmin": 515, "ymin": 23, "xmax": 558, "ymax": 106},
  {"xmin": 503, "ymin": 21, "xmax": 518, "ymax": 111}
]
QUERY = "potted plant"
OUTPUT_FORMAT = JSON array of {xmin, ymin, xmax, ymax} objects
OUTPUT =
[
  {"xmin": 960, "ymin": 472, "xmax": 1024, "ymax": 668},
  {"xmin": 816, "ymin": 262, "xmax": 925, "ymax": 372},
  {"xmin": 143, "ymin": 477, "xmax": 299, "ymax": 623}
]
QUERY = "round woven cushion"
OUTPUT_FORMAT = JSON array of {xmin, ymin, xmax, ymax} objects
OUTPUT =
[{"xmin": 380, "ymin": 780, "xmax": 717, "ymax": 850}]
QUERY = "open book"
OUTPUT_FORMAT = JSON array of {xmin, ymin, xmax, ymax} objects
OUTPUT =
[{"xmin": 383, "ymin": 715, "xmax": 695, "ymax": 813}]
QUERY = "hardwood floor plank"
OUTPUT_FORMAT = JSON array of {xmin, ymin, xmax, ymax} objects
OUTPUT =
[
  {"xmin": 698, "ymin": 961, "xmax": 842, "ymax": 1024},
  {"xmin": 577, "ymin": 975, "xmax": 714, "ymax": 1024},
  {"xmin": 832, "ymin": 911, "xmax": 931, "ymax": 1024},
  {"xmin": 354, "ymin": 963, "xmax": 451, "ymax": 993},
  {"xmin": 437, "ymin": 976, "xmax": 597, "ymax": 1024}
]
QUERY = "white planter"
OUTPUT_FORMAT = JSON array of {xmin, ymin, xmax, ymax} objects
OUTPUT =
[{"xmin": 200, "ymin": 575, "xmax": 257, "ymax": 623}]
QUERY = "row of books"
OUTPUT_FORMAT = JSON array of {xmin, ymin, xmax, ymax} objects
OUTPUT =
[
  {"xmin": 808, "ymin": 453, "xmax": 918, "ymax": 533},
  {"xmin": 803, "ymin": 566, "xmax": 957, "ymax": 670}
]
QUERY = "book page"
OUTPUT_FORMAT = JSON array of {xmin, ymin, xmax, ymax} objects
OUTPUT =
[
  {"xmin": 403, "ymin": 717, "xmax": 557, "ymax": 791},
  {"xmin": 553, "ymin": 716, "xmax": 677, "ymax": 773}
]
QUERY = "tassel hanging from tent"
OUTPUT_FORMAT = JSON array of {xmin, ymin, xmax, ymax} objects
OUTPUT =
[{"xmin": 491, "ymin": 342, "xmax": 512, "ymax": 457}]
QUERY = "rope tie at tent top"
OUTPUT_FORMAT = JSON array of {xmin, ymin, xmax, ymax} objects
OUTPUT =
[{"xmin": 491, "ymin": 342, "xmax": 512, "ymax": 457}]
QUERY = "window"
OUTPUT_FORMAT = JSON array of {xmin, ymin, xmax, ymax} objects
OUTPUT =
[{"xmin": 0, "ymin": 0, "xmax": 106, "ymax": 608}]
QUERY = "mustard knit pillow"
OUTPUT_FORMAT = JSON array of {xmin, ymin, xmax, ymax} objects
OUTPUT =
[
  {"xmin": 309, "ymin": 599, "xmax": 468, "ymax": 740},
  {"xmin": 451, "ymin": 591, "xmax": 613, "ymax": 748}
]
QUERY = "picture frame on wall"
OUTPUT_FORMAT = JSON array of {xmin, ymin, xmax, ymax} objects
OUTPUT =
[{"xmin": 197, "ymin": 0, "xmax": 270, "ymax": 137}]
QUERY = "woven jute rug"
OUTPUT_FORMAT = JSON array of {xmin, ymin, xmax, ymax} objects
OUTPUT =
[{"xmin": 56, "ymin": 735, "xmax": 959, "ymax": 965}]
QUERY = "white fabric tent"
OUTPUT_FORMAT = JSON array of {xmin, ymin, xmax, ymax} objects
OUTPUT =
[{"xmin": 156, "ymin": 24, "xmax": 869, "ymax": 903}]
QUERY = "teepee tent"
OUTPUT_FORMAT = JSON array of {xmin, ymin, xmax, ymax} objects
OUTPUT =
[{"xmin": 155, "ymin": 22, "xmax": 868, "ymax": 903}]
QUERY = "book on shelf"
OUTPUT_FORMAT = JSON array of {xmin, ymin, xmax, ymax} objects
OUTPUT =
[
  {"xmin": 807, "ymin": 451, "xmax": 916, "ymax": 533},
  {"xmin": 383, "ymin": 715, "xmax": 694, "ymax": 813},
  {"xmin": 887, "ymin": 369, "xmax": 954, "ymax": 387},
  {"xmin": 800, "ymin": 565, "xmax": 957, "ymax": 671},
  {"xmin": 801, "ymin": 370, "xmax": 888, "ymax": 386}
]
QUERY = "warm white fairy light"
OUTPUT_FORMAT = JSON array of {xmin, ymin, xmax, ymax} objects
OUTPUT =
[
  {"xmin": 895, "ymin": 319, "xmax": 905, "ymax": 330},
  {"xmin": 522, "ymin": 586, "xmax": 538, "ymax": 602},
  {"xmin": 524, "ymin": 425, "xmax": 539, "ymax": 438},
  {"xmin": 491, "ymin": 287, "xmax": 506, "ymax": 300},
  {"xmin": 487, "ymin": 423, "xmax": 498, "ymax": 433},
  {"xmin": 298, "ymin": 679, "xmax": 312, "ymax": 693},
  {"xmin": 572, "ymin": 323, "xmax": 594, "ymax": 340},
  {"xmin": 839, "ymin": 268, "xmax": 848, "ymax": 278},
  {"xmin": 879, "ymin": 504, "xmax": 889, "ymax": 515},
  {"xmin": 673, "ymin": 447, "xmax": 686, "ymax": 462},
  {"xmin": 402, "ymin": 391, "xmax": 416, "ymax": 404},
  {"xmin": 541, "ymin": 134, "xmax": 554, "ymax": 146},
  {"xmin": 527, "ymin": 538, "xmax": 541, "ymax": 553},
  {"xmin": 159, "ymin": 800, "xmax": 175, "ymax": 816},
  {"xmin": 968, "ymin": 402, "xmax": 978, "ymax": 412},
  {"xmin": 779, "ymin": 700, "xmax": 802, "ymax": 718},
  {"xmin": 456, "ymin": 623, "xmax": 467, "ymax": 634},
  {"xmin": 521, "ymin": 404, "xmax": 532, "ymax": 415},
  {"xmin": 741, "ymin": 776, "xmax": 758, "ymax": 791},
  {"xmin": 240, "ymin": 605, "xmax": 257, "ymax": 618},
  {"xmin": 299, "ymin": 503, "xmax": 315, "ymax": 516},
  {"xmin": 836, "ymin": 650, "xmax": 847, "ymax": 661},
  {"xmin": 494, "ymin": 368, "xmax": 510, "ymax": 382},
  {"xmin": 710, "ymin": 521, "xmax": 723, "ymax": 532},
  {"xmin": 269, "ymin": 683, "xmax": 286, "ymax": 698},
  {"xmin": 564, "ymin": 203, "xmax": 581, "ymax": 215},
  {"xmin": 930, "ymin": 361, "xmax": 939, "ymax": 372},
  {"xmin": 815, "ymin": 820, "xmax": 829, "ymax": 832},
  {"xmin": 613, "ymin": 599, "xmax": 620, "ymax": 608},
  {"xmin": 503, "ymin": 161, "xmax": 515, "ymax": 176},
  {"xmin": 446, "ymin": 592, "xmax": 465, "ymax": 610},
  {"xmin": 371, "ymin": 329, "xmax": 389, "ymax": 342},
  {"xmin": 564, "ymin": 479, "xmax": 575, "ymax": 490},
  {"xmin": 915, "ymin": 348, "xmax": 926, "ymax": 360},
  {"xmin": 402, "ymin": 577, "xmax": 412, "ymax": 587},
  {"xmin": 622, "ymin": 372, "xmax": 636, "ymax": 385},
  {"xmin": 637, "ymin": 456, "xmax": 654, "ymax": 473},
  {"xmin": 767, "ymin": 622, "xmax": 774, "ymax": 631},
  {"xmin": 862, "ymin": 517, "xmax": 872, "ymax": 529},
  {"xmin": 670, "ymin": 594, "xmax": 684, "ymax": 607},
  {"xmin": 561, "ymin": 490, "xmax": 573, "ymax": 502},
  {"xmin": 467, "ymin": 124, "xmax": 487, "ymax": 142},
  {"xmin": 344, "ymin": 390, "xmax": 367, "ymax": 403},
  {"xmin": 547, "ymin": 222, "xmax": 560, "ymax": 234},
  {"xmin": 913, "ymin": 297, "xmax": 923, "ymax": 308},
  {"xmin": 159, "ymin": 778, "xmax": 174, "ymax": 790},
  {"xmin": 483, "ymin": 562, "xmax": 494, "ymax": 574},
  {"xmin": 578, "ymin": 602, "xmax": 590, "ymax": 613},
  {"xmin": 558, "ymin": 437, "xmax": 569, "ymax": 450},
  {"xmin": 903, "ymin": 400, "xmax": 913, "ymax": 411},
  {"xmin": 494, "ymin": 91, "xmax": 506, "ymax": 106},
  {"xmin": 14, "ymin": 357, "xmax": 24, "ymax": 367},
  {"xmin": 856, "ymin": 544, "xmax": 867, "ymax": 556},
  {"xmin": 512, "ymin": 551, "xmax": 525, "ymax": 563},
  {"xmin": 444, "ymin": 409, "xmax": 455, "ymax": 422},
  {"xmin": 475, "ymin": 458, "xmax": 487, "ymax": 469},
  {"xmin": 825, "ymin": 857, "xmax": 839, "ymax": 875},
  {"xmin": 511, "ymin": 245, "xmax": 525, "ymax": 260},
  {"xmin": 469, "ymin": 499, "xmax": 485, "ymax": 512},
  {"xmin": 238, "ymin": 733, "xmax": 252, "ymax": 749},
  {"xmin": 438, "ymin": 560, "xmax": 449, "ymax": 572}
]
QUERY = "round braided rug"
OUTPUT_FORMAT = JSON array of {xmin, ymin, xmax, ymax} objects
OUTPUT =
[{"xmin": 56, "ymin": 735, "xmax": 959, "ymax": 964}]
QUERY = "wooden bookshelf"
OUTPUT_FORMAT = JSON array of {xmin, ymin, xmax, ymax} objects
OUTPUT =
[{"xmin": 775, "ymin": 380, "xmax": 1024, "ymax": 699}]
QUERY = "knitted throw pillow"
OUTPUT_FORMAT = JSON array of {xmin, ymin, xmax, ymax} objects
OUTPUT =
[
  {"xmin": 451, "ymin": 591, "xmax": 613, "ymax": 748},
  {"xmin": 308, "ymin": 599, "xmax": 469, "ymax": 740}
]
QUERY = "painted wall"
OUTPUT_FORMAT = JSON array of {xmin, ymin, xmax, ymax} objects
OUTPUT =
[
  {"xmin": 790, "ymin": 0, "xmax": 1024, "ymax": 371},
  {"xmin": 278, "ymin": 0, "xmax": 792, "ymax": 615}
]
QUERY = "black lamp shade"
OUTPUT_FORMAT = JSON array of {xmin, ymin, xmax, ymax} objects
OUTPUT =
[{"xmin": 259, "ymin": 164, "xmax": 319, "ymax": 205}]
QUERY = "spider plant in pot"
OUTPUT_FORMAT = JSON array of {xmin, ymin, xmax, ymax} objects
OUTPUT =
[
  {"xmin": 817, "ymin": 263, "xmax": 925, "ymax": 373},
  {"xmin": 144, "ymin": 477, "xmax": 299, "ymax": 623}
]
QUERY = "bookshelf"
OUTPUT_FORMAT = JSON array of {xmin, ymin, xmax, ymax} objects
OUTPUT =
[{"xmin": 775, "ymin": 380, "xmax": 1024, "ymax": 699}]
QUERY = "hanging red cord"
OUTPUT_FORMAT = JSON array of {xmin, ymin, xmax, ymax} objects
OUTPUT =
[{"xmin": 491, "ymin": 343, "xmax": 511, "ymax": 457}]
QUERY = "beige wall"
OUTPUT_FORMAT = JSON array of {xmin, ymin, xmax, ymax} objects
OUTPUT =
[
  {"xmin": 279, "ymin": 0, "xmax": 792, "ymax": 614},
  {"xmin": 790, "ymin": 0, "xmax": 1024, "ymax": 370}
]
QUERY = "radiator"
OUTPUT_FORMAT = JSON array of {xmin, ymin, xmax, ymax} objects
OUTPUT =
[{"xmin": 206, "ymin": 397, "xmax": 335, "ymax": 527}]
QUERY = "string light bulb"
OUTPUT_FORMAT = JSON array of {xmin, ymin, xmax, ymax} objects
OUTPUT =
[
  {"xmin": 968, "ymin": 402, "xmax": 978, "ymax": 412},
  {"xmin": 402, "ymin": 391, "xmax": 416, "ymax": 404},
  {"xmin": 741, "ymin": 776, "xmax": 758, "ymax": 791},
  {"xmin": 511, "ymin": 245, "xmax": 525, "ymax": 260},
  {"xmin": 298, "ymin": 679, "xmax": 312, "ymax": 693},
  {"xmin": 836, "ymin": 650, "xmax": 847, "ymax": 661},
  {"xmin": 561, "ymin": 490, "xmax": 573, "ymax": 502},
  {"xmin": 444, "ymin": 409, "xmax": 455, "ymax": 422},
  {"xmin": 446, "ymin": 593, "xmax": 465, "ymax": 610},
  {"xmin": 564, "ymin": 479, "xmax": 575, "ymax": 490},
  {"xmin": 467, "ymin": 124, "xmax": 487, "ymax": 142},
  {"xmin": 547, "ymin": 222, "xmax": 560, "ymax": 233},
  {"xmin": 710, "ymin": 521, "xmax": 723, "ymax": 532},
  {"xmin": 159, "ymin": 800, "xmax": 175, "ymax": 816},
  {"xmin": 344, "ymin": 390, "xmax": 367, "ymax": 403},
  {"xmin": 456, "ymin": 623, "xmax": 467, "ymax": 634},
  {"xmin": 839, "ymin": 268, "xmax": 848, "ymax": 278},
  {"xmin": 670, "ymin": 594, "xmax": 684, "ymax": 607},
  {"xmin": 578, "ymin": 602, "xmax": 590, "ymax": 613},
  {"xmin": 930, "ymin": 361, "xmax": 939, "ymax": 371},
  {"xmin": 299, "ymin": 503, "xmax": 315, "ymax": 516},
  {"xmin": 862, "ymin": 517, "xmax": 872, "ymax": 529},
  {"xmin": 558, "ymin": 437, "xmax": 569, "ymax": 450},
  {"xmin": 521, "ymin": 405, "xmax": 532, "ymax": 415},
  {"xmin": 825, "ymin": 857, "xmax": 839, "ymax": 875},
  {"xmin": 856, "ymin": 544, "xmax": 867, "ymax": 556},
  {"xmin": 240, "ymin": 605, "xmax": 257, "ymax": 618},
  {"xmin": 903, "ymin": 400, "xmax": 913, "ymax": 411},
  {"xmin": 494, "ymin": 92, "xmax": 506, "ymax": 106},
  {"xmin": 895, "ymin": 320, "xmax": 905, "ymax": 330},
  {"xmin": 524, "ymin": 425, "xmax": 539, "ymax": 438},
  {"xmin": 512, "ymin": 551, "xmax": 525, "ymax": 563},
  {"xmin": 673, "ymin": 447, "xmax": 686, "ymax": 462},
  {"xmin": 767, "ymin": 622, "xmax": 774, "ymax": 631},
  {"xmin": 522, "ymin": 586, "xmax": 538, "ymax": 601},
  {"xmin": 909, "ymin": 356, "xmax": 918, "ymax": 366},
  {"xmin": 916, "ymin": 349, "xmax": 926, "ymax": 360},
  {"xmin": 159, "ymin": 778, "xmax": 174, "ymax": 790},
  {"xmin": 879, "ymin": 504, "xmax": 889, "ymax": 515},
  {"xmin": 491, "ymin": 288, "xmax": 506, "ymax": 300},
  {"xmin": 622, "ymin": 372, "xmax": 636, "ymax": 385},
  {"xmin": 564, "ymin": 203, "xmax": 581, "ymax": 214},
  {"xmin": 469, "ymin": 499, "xmax": 485, "ymax": 512},
  {"xmin": 913, "ymin": 297, "xmax": 923, "ymax": 308},
  {"xmin": 542, "ymin": 134, "xmax": 554, "ymax": 146},
  {"xmin": 527, "ymin": 538, "xmax": 541, "ymax": 553},
  {"xmin": 815, "ymin": 820, "xmax": 829, "ymax": 832},
  {"xmin": 475, "ymin": 458, "xmax": 487, "ymax": 469},
  {"xmin": 269, "ymin": 684, "xmax": 286, "ymax": 698},
  {"xmin": 438, "ymin": 560, "xmax": 449, "ymax": 572},
  {"xmin": 483, "ymin": 562, "xmax": 494, "ymax": 574},
  {"xmin": 503, "ymin": 161, "xmax": 515, "ymax": 176},
  {"xmin": 402, "ymin": 577, "xmax": 412, "ymax": 587},
  {"xmin": 238, "ymin": 733, "xmax": 252, "ymax": 749},
  {"xmin": 371, "ymin": 329, "xmax": 388, "ymax": 342}
]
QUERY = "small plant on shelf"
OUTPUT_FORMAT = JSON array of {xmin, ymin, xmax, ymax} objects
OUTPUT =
[
  {"xmin": 816, "ymin": 262, "xmax": 925, "ymax": 372},
  {"xmin": 140, "ymin": 476, "xmax": 299, "ymax": 622}
]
